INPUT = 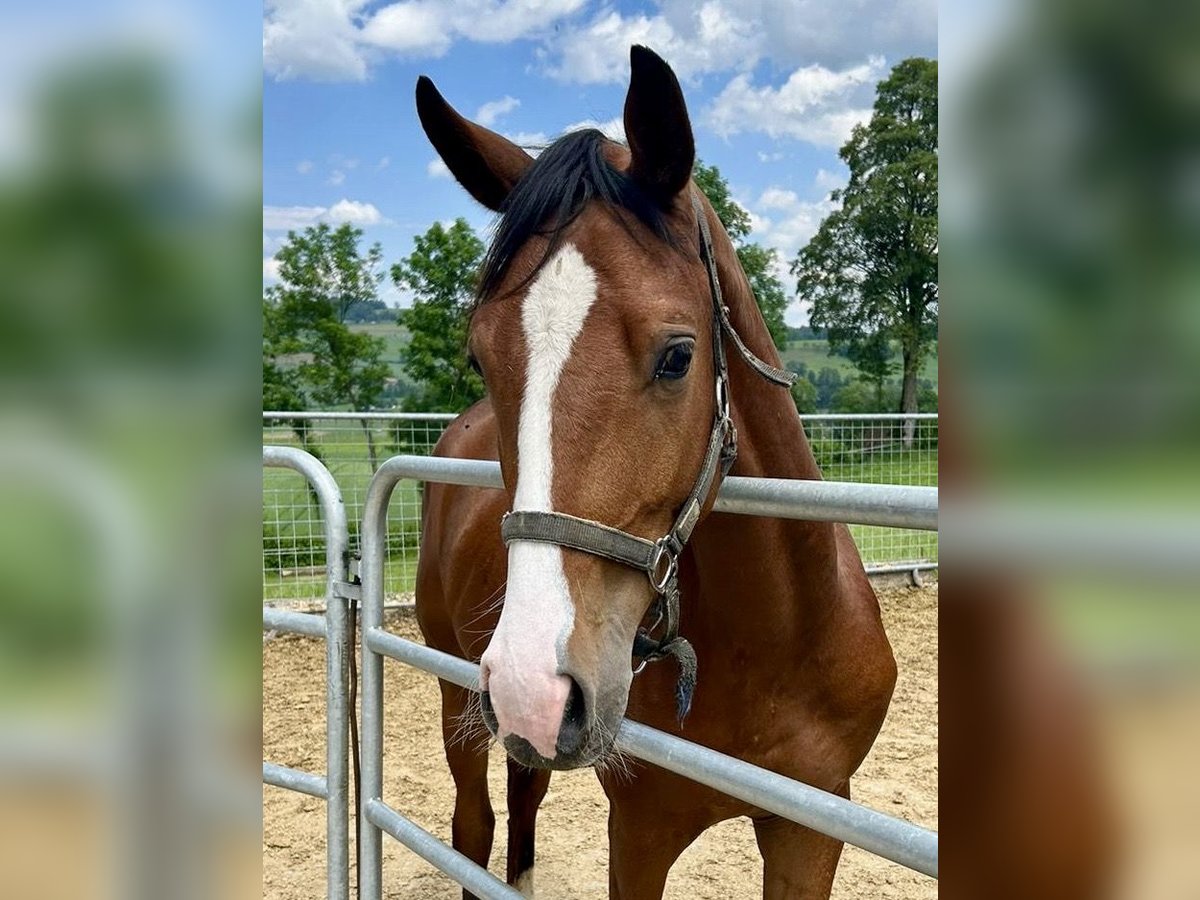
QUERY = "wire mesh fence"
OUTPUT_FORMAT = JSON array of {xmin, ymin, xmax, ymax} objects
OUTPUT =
[
  {"xmin": 803, "ymin": 414, "xmax": 939, "ymax": 570},
  {"xmin": 263, "ymin": 411, "xmax": 937, "ymax": 605},
  {"xmin": 263, "ymin": 412, "xmax": 454, "ymax": 607}
]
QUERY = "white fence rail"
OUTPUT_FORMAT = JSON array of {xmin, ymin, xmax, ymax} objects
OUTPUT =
[{"xmin": 262, "ymin": 411, "xmax": 938, "ymax": 607}]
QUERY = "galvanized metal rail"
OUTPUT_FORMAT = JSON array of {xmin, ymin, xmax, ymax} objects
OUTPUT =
[
  {"xmin": 364, "ymin": 627, "xmax": 940, "ymax": 878},
  {"xmin": 356, "ymin": 455, "xmax": 938, "ymax": 531},
  {"xmin": 357, "ymin": 455, "xmax": 939, "ymax": 900},
  {"xmin": 262, "ymin": 446, "xmax": 351, "ymax": 900}
]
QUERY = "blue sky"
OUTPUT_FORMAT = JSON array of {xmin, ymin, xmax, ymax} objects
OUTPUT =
[{"xmin": 263, "ymin": 0, "xmax": 935, "ymax": 323}]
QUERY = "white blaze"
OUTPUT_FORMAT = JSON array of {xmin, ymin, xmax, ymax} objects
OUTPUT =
[{"xmin": 480, "ymin": 244, "xmax": 598, "ymax": 759}]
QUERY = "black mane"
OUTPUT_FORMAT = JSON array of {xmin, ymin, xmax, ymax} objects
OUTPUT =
[{"xmin": 476, "ymin": 129, "xmax": 680, "ymax": 303}]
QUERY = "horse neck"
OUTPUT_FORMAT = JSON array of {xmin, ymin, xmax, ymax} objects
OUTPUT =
[{"xmin": 688, "ymin": 205, "xmax": 842, "ymax": 635}]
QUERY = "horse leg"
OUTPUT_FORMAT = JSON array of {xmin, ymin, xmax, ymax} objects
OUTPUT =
[
  {"xmin": 752, "ymin": 781, "xmax": 850, "ymax": 900},
  {"xmin": 607, "ymin": 801, "xmax": 708, "ymax": 900},
  {"xmin": 504, "ymin": 758, "xmax": 551, "ymax": 896},
  {"xmin": 439, "ymin": 681, "xmax": 496, "ymax": 900}
]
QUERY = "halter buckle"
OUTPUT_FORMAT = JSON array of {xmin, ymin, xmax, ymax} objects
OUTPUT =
[
  {"xmin": 715, "ymin": 375, "xmax": 730, "ymax": 420},
  {"xmin": 648, "ymin": 539, "xmax": 678, "ymax": 594}
]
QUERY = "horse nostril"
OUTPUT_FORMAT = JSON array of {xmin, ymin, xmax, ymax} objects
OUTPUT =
[{"xmin": 555, "ymin": 677, "xmax": 588, "ymax": 757}]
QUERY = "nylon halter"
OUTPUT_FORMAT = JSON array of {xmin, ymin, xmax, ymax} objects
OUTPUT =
[{"xmin": 499, "ymin": 190, "xmax": 796, "ymax": 724}]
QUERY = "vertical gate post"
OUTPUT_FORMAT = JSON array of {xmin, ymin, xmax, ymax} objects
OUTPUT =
[
  {"xmin": 263, "ymin": 447, "xmax": 351, "ymax": 900},
  {"xmin": 357, "ymin": 463, "xmax": 396, "ymax": 900}
]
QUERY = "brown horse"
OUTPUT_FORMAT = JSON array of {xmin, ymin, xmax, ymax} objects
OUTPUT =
[{"xmin": 414, "ymin": 46, "xmax": 896, "ymax": 899}]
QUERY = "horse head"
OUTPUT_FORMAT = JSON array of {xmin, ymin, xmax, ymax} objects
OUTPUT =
[{"xmin": 418, "ymin": 46, "xmax": 727, "ymax": 769}]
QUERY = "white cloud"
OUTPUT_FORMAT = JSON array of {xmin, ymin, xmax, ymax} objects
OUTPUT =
[
  {"xmin": 746, "ymin": 184, "xmax": 838, "ymax": 260},
  {"xmin": 495, "ymin": 117, "xmax": 622, "ymax": 156},
  {"xmin": 263, "ymin": 0, "xmax": 370, "ymax": 82},
  {"xmin": 264, "ymin": 232, "xmax": 287, "ymax": 256},
  {"xmin": 745, "ymin": 208, "xmax": 771, "ymax": 233},
  {"xmin": 751, "ymin": 0, "xmax": 935, "ymax": 70},
  {"xmin": 504, "ymin": 130, "xmax": 549, "ymax": 148},
  {"xmin": 327, "ymin": 169, "xmax": 346, "ymax": 186},
  {"xmin": 264, "ymin": 204, "xmax": 328, "ymax": 231},
  {"xmin": 758, "ymin": 187, "xmax": 799, "ymax": 211},
  {"xmin": 327, "ymin": 198, "xmax": 385, "ymax": 224},
  {"xmin": 813, "ymin": 167, "xmax": 844, "ymax": 195},
  {"xmin": 264, "ymin": 257, "xmax": 283, "ymax": 282},
  {"xmin": 757, "ymin": 151, "xmax": 784, "ymax": 163},
  {"xmin": 265, "ymin": 0, "xmax": 932, "ymax": 87},
  {"xmin": 475, "ymin": 95, "xmax": 520, "ymax": 127},
  {"xmin": 704, "ymin": 57, "xmax": 885, "ymax": 148},
  {"xmin": 563, "ymin": 116, "xmax": 624, "ymax": 142},
  {"xmin": 538, "ymin": 0, "xmax": 932, "ymax": 85},
  {"xmin": 427, "ymin": 157, "xmax": 450, "ymax": 179},
  {"xmin": 449, "ymin": 0, "xmax": 587, "ymax": 44},
  {"xmin": 296, "ymin": 159, "xmax": 314, "ymax": 174},
  {"xmin": 375, "ymin": 156, "xmax": 391, "ymax": 171},
  {"xmin": 360, "ymin": 1, "xmax": 453, "ymax": 55},
  {"xmin": 263, "ymin": 199, "xmax": 388, "ymax": 231},
  {"xmin": 266, "ymin": 0, "xmax": 588, "ymax": 82},
  {"xmin": 543, "ymin": 2, "xmax": 758, "ymax": 84}
]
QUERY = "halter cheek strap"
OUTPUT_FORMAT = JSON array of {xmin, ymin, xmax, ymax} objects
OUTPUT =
[{"xmin": 500, "ymin": 190, "xmax": 796, "ymax": 725}]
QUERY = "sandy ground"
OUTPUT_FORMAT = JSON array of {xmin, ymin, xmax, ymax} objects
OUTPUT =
[{"xmin": 263, "ymin": 584, "xmax": 938, "ymax": 899}]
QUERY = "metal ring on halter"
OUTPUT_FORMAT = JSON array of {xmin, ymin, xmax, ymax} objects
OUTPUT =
[
  {"xmin": 632, "ymin": 657, "xmax": 649, "ymax": 675},
  {"xmin": 648, "ymin": 540, "xmax": 678, "ymax": 594}
]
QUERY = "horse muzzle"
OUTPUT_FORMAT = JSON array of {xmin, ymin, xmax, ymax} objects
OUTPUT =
[{"xmin": 479, "ymin": 676, "xmax": 611, "ymax": 770}]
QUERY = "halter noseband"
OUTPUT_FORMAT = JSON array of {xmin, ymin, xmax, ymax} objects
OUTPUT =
[{"xmin": 499, "ymin": 190, "xmax": 796, "ymax": 724}]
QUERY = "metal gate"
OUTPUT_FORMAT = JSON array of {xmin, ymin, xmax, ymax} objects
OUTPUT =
[
  {"xmin": 262, "ymin": 446, "xmax": 353, "ymax": 900},
  {"xmin": 356, "ymin": 455, "xmax": 939, "ymax": 899}
]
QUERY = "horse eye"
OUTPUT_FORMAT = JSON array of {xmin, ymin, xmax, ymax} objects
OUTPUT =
[{"xmin": 654, "ymin": 340, "xmax": 694, "ymax": 381}]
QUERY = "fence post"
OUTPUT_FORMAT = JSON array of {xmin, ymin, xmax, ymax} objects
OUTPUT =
[
  {"xmin": 263, "ymin": 447, "xmax": 351, "ymax": 900},
  {"xmin": 357, "ymin": 458, "xmax": 392, "ymax": 900}
]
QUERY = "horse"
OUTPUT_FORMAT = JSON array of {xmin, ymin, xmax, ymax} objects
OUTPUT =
[{"xmin": 413, "ymin": 45, "xmax": 897, "ymax": 899}]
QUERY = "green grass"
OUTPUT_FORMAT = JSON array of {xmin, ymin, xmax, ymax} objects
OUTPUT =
[
  {"xmin": 823, "ymin": 445, "xmax": 938, "ymax": 565},
  {"xmin": 819, "ymin": 448, "xmax": 938, "ymax": 486},
  {"xmin": 780, "ymin": 339, "xmax": 857, "ymax": 376},
  {"xmin": 351, "ymin": 322, "xmax": 410, "ymax": 359},
  {"xmin": 264, "ymin": 547, "xmax": 421, "ymax": 602},
  {"xmin": 263, "ymin": 418, "xmax": 938, "ymax": 580},
  {"xmin": 263, "ymin": 422, "xmax": 432, "ymax": 601}
]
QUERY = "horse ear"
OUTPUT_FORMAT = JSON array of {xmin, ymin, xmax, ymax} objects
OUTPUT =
[
  {"xmin": 415, "ymin": 76, "xmax": 534, "ymax": 212},
  {"xmin": 623, "ymin": 45, "xmax": 695, "ymax": 205}
]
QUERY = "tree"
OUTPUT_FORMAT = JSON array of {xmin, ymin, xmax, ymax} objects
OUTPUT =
[
  {"xmin": 263, "ymin": 222, "xmax": 391, "ymax": 468},
  {"xmin": 810, "ymin": 366, "xmax": 847, "ymax": 410},
  {"xmin": 392, "ymin": 219, "xmax": 486, "ymax": 413},
  {"xmin": 847, "ymin": 330, "xmax": 897, "ymax": 409},
  {"xmin": 831, "ymin": 379, "xmax": 883, "ymax": 414},
  {"xmin": 790, "ymin": 377, "xmax": 819, "ymax": 414},
  {"xmin": 792, "ymin": 58, "xmax": 938, "ymax": 444},
  {"xmin": 693, "ymin": 162, "xmax": 789, "ymax": 350}
]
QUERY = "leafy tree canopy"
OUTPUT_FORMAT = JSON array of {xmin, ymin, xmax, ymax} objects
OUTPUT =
[
  {"xmin": 693, "ymin": 161, "xmax": 789, "ymax": 350},
  {"xmin": 262, "ymin": 222, "xmax": 390, "ymax": 412},
  {"xmin": 792, "ymin": 58, "xmax": 937, "ymax": 427},
  {"xmin": 392, "ymin": 219, "xmax": 485, "ymax": 413}
]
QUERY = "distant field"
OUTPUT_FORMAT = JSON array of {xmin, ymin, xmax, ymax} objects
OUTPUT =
[
  {"xmin": 352, "ymin": 322, "xmax": 411, "ymax": 368},
  {"xmin": 780, "ymin": 339, "xmax": 857, "ymax": 376},
  {"xmin": 781, "ymin": 339, "xmax": 938, "ymax": 383},
  {"xmin": 353, "ymin": 324, "xmax": 938, "ymax": 388}
]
